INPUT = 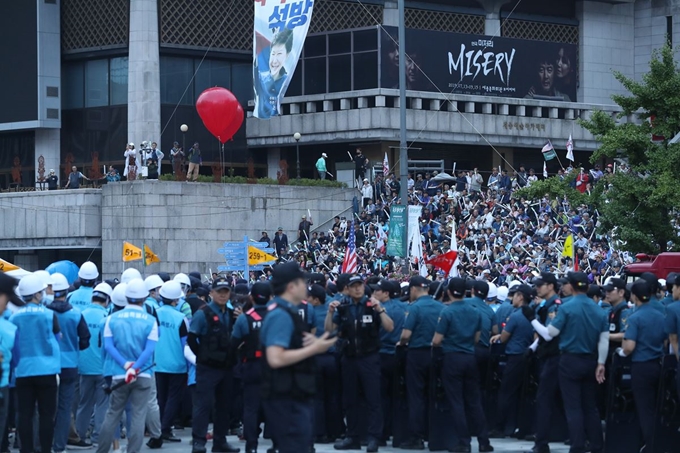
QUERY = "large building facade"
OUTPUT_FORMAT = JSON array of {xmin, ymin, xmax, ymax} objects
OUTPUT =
[{"xmin": 0, "ymin": 0, "xmax": 670, "ymax": 187}]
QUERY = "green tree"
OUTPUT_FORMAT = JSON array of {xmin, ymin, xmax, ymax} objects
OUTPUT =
[{"xmin": 578, "ymin": 45, "xmax": 680, "ymax": 253}]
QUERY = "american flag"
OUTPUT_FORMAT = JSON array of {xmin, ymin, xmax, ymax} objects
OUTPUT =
[
  {"xmin": 341, "ymin": 220, "xmax": 358, "ymax": 274},
  {"xmin": 383, "ymin": 152, "xmax": 389, "ymax": 176}
]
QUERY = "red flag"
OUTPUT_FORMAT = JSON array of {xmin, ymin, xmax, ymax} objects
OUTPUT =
[{"xmin": 425, "ymin": 250, "xmax": 459, "ymax": 275}]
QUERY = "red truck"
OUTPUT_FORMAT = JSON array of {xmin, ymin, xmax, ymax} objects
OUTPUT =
[{"xmin": 623, "ymin": 252, "xmax": 680, "ymax": 280}]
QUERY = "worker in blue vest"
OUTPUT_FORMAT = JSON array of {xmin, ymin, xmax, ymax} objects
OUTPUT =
[
  {"xmin": 145, "ymin": 274, "xmax": 165, "ymax": 311},
  {"xmin": 96, "ymin": 278, "xmax": 159, "ymax": 453},
  {"xmin": 173, "ymin": 273, "xmax": 195, "ymax": 319},
  {"xmin": 75, "ymin": 282, "xmax": 112, "ymax": 447},
  {"xmin": 0, "ymin": 273, "xmax": 19, "ymax": 451},
  {"xmin": 522, "ymin": 271, "xmax": 609, "ymax": 453},
  {"xmin": 369, "ymin": 279, "xmax": 406, "ymax": 446},
  {"xmin": 47, "ymin": 272, "xmax": 91, "ymax": 453},
  {"xmin": 10, "ymin": 273, "xmax": 61, "ymax": 453},
  {"xmin": 261, "ymin": 262, "xmax": 336, "ymax": 453},
  {"xmin": 433, "ymin": 277, "xmax": 494, "ymax": 453},
  {"xmin": 307, "ymin": 282, "xmax": 343, "ymax": 443},
  {"xmin": 617, "ymin": 279, "xmax": 666, "ymax": 452},
  {"xmin": 525, "ymin": 272, "xmax": 562, "ymax": 453},
  {"xmin": 68, "ymin": 261, "xmax": 99, "ymax": 310},
  {"xmin": 155, "ymin": 280, "xmax": 189, "ymax": 443},
  {"xmin": 398, "ymin": 275, "xmax": 442, "ymax": 450},
  {"xmin": 488, "ymin": 284, "xmax": 535, "ymax": 438},
  {"xmin": 231, "ymin": 282, "xmax": 272, "ymax": 453},
  {"xmin": 188, "ymin": 277, "xmax": 240, "ymax": 453},
  {"xmin": 493, "ymin": 282, "xmax": 518, "ymax": 335}
]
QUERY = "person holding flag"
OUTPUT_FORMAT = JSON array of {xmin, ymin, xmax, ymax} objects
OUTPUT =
[
  {"xmin": 566, "ymin": 134, "xmax": 574, "ymax": 162},
  {"xmin": 341, "ymin": 220, "xmax": 358, "ymax": 274},
  {"xmin": 563, "ymin": 233, "xmax": 578, "ymax": 271}
]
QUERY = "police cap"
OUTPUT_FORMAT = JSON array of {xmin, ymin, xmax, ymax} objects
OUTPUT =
[
  {"xmin": 567, "ymin": 272, "xmax": 589, "ymax": 291},
  {"xmin": 603, "ymin": 277, "xmax": 626, "ymax": 292},
  {"xmin": 446, "ymin": 278, "xmax": 467, "ymax": 298},
  {"xmin": 473, "ymin": 280, "xmax": 489, "ymax": 298},
  {"xmin": 631, "ymin": 280, "xmax": 652, "ymax": 302}
]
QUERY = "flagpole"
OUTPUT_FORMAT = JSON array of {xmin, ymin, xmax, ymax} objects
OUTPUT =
[{"xmin": 398, "ymin": 0, "xmax": 409, "ymax": 275}]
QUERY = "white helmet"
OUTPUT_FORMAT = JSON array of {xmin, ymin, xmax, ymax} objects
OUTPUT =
[
  {"xmin": 145, "ymin": 275, "xmax": 164, "ymax": 292},
  {"xmin": 50, "ymin": 273, "xmax": 70, "ymax": 292},
  {"xmin": 159, "ymin": 281, "xmax": 183, "ymax": 301},
  {"xmin": 18, "ymin": 274, "xmax": 47, "ymax": 298},
  {"xmin": 79, "ymin": 261, "xmax": 99, "ymax": 280},
  {"xmin": 93, "ymin": 282, "xmax": 113, "ymax": 299},
  {"xmin": 496, "ymin": 286, "xmax": 509, "ymax": 301},
  {"xmin": 125, "ymin": 278, "xmax": 149, "ymax": 301},
  {"xmin": 487, "ymin": 282, "xmax": 498, "ymax": 300},
  {"xmin": 121, "ymin": 268, "xmax": 142, "ymax": 284},
  {"xmin": 173, "ymin": 273, "xmax": 191, "ymax": 288},
  {"xmin": 34, "ymin": 270, "xmax": 53, "ymax": 287},
  {"xmin": 111, "ymin": 283, "xmax": 128, "ymax": 307}
]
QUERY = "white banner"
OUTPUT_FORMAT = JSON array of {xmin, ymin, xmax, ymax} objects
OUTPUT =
[
  {"xmin": 408, "ymin": 206, "xmax": 428, "ymax": 277},
  {"xmin": 253, "ymin": 0, "xmax": 315, "ymax": 119}
]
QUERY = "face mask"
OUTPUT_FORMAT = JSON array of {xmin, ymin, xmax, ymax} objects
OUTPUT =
[{"xmin": 42, "ymin": 292, "xmax": 54, "ymax": 305}]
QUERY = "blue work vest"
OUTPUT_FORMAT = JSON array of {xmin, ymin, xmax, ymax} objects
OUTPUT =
[
  {"xmin": 0, "ymin": 318, "xmax": 17, "ymax": 387},
  {"xmin": 9, "ymin": 304, "xmax": 61, "ymax": 378},
  {"xmin": 78, "ymin": 305, "xmax": 108, "ymax": 375},
  {"xmin": 53, "ymin": 307, "xmax": 82, "ymax": 369},
  {"xmin": 102, "ymin": 307, "xmax": 156, "ymax": 377},
  {"xmin": 68, "ymin": 286, "xmax": 94, "ymax": 311},
  {"xmin": 155, "ymin": 306, "xmax": 188, "ymax": 374}
]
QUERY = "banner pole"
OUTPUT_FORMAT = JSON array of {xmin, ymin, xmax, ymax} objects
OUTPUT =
[{"xmin": 398, "ymin": 0, "xmax": 409, "ymax": 274}]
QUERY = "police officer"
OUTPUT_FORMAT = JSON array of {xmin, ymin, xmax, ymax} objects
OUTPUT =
[
  {"xmin": 467, "ymin": 281, "xmax": 496, "ymax": 387},
  {"xmin": 231, "ymin": 282, "xmax": 272, "ymax": 453},
  {"xmin": 522, "ymin": 272, "xmax": 608, "ymax": 453},
  {"xmin": 526, "ymin": 272, "xmax": 562, "ymax": 453},
  {"xmin": 616, "ymin": 279, "xmax": 666, "ymax": 452},
  {"xmin": 187, "ymin": 277, "xmax": 240, "ymax": 453},
  {"xmin": 69, "ymin": 261, "xmax": 100, "ymax": 310},
  {"xmin": 488, "ymin": 284, "xmax": 535, "ymax": 438},
  {"xmin": 75, "ymin": 282, "xmax": 112, "ymax": 446},
  {"xmin": 261, "ymin": 262, "xmax": 336, "ymax": 453},
  {"xmin": 10, "ymin": 273, "xmax": 61, "ymax": 453},
  {"xmin": 603, "ymin": 278, "xmax": 628, "ymax": 359},
  {"xmin": 97, "ymin": 278, "xmax": 158, "ymax": 453},
  {"xmin": 665, "ymin": 275, "xmax": 680, "ymax": 399},
  {"xmin": 432, "ymin": 278, "xmax": 494, "ymax": 453},
  {"xmin": 397, "ymin": 275, "xmax": 441, "ymax": 450},
  {"xmin": 368, "ymin": 279, "xmax": 406, "ymax": 445},
  {"xmin": 47, "ymin": 273, "xmax": 91, "ymax": 453},
  {"xmin": 326, "ymin": 275, "xmax": 394, "ymax": 452},
  {"xmin": 493, "ymin": 282, "xmax": 518, "ymax": 335},
  {"xmin": 155, "ymin": 281, "xmax": 189, "ymax": 443},
  {"xmin": 307, "ymin": 283, "xmax": 342, "ymax": 443},
  {"xmin": 638, "ymin": 272, "xmax": 665, "ymax": 315},
  {"xmin": 0, "ymin": 273, "xmax": 19, "ymax": 450}
]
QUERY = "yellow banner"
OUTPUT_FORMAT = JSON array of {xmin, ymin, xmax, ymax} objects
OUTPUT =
[
  {"xmin": 0, "ymin": 258, "xmax": 20, "ymax": 272},
  {"xmin": 247, "ymin": 246, "xmax": 277, "ymax": 265},
  {"xmin": 562, "ymin": 234, "xmax": 574, "ymax": 258},
  {"xmin": 144, "ymin": 245, "xmax": 161, "ymax": 266},
  {"xmin": 123, "ymin": 242, "xmax": 143, "ymax": 262}
]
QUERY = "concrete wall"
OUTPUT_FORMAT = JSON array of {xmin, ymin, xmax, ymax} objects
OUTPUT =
[
  {"xmin": 100, "ymin": 181, "xmax": 355, "ymax": 280},
  {"xmin": 0, "ymin": 189, "xmax": 102, "ymax": 249}
]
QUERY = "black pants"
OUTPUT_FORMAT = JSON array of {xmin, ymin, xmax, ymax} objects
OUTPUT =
[
  {"xmin": 559, "ymin": 354, "xmax": 603, "ymax": 453},
  {"xmin": 192, "ymin": 364, "xmax": 232, "ymax": 447},
  {"xmin": 263, "ymin": 398, "xmax": 313, "ymax": 453},
  {"xmin": 341, "ymin": 353, "xmax": 383, "ymax": 441},
  {"xmin": 156, "ymin": 372, "xmax": 187, "ymax": 435},
  {"xmin": 631, "ymin": 360, "xmax": 661, "ymax": 449},
  {"xmin": 406, "ymin": 348, "xmax": 431, "ymax": 440},
  {"xmin": 242, "ymin": 361, "xmax": 263, "ymax": 451},
  {"xmin": 474, "ymin": 343, "xmax": 491, "ymax": 390},
  {"xmin": 442, "ymin": 352, "xmax": 490, "ymax": 448},
  {"xmin": 314, "ymin": 353, "xmax": 342, "ymax": 439},
  {"xmin": 495, "ymin": 354, "xmax": 526, "ymax": 433},
  {"xmin": 535, "ymin": 355, "xmax": 561, "ymax": 448},
  {"xmin": 16, "ymin": 374, "xmax": 58, "ymax": 453},
  {"xmin": 379, "ymin": 353, "xmax": 397, "ymax": 441}
]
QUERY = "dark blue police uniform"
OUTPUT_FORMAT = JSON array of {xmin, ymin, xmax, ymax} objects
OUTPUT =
[
  {"xmin": 466, "ymin": 295, "xmax": 495, "ymax": 385},
  {"xmin": 332, "ymin": 296, "xmax": 384, "ymax": 445},
  {"xmin": 261, "ymin": 297, "xmax": 316, "ymax": 453},
  {"xmin": 378, "ymin": 295, "xmax": 406, "ymax": 442},
  {"xmin": 625, "ymin": 303, "xmax": 666, "ymax": 448},
  {"xmin": 436, "ymin": 301, "xmax": 492, "ymax": 451},
  {"xmin": 403, "ymin": 295, "xmax": 442, "ymax": 443},
  {"xmin": 666, "ymin": 297, "xmax": 680, "ymax": 401},
  {"xmin": 550, "ymin": 293, "xmax": 608, "ymax": 453}
]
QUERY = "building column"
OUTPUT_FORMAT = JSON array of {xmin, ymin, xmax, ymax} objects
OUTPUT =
[
  {"xmin": 267, "ymin": 147, "xmax": 281, "ymax": 179},
  {"xmin": 383, "ymin": 1, "xmax": 397, "ymax": 27},
  {"xmin": 478, "ymin": 0, "xmax": 510, "ymax": 35},
  {"xmin": 127, "ymin": 0, "xmax": 161, "ymax": 145},
  {"xmin": 34, "ymin": 129, "xmax": 61, "ymax": 189}
]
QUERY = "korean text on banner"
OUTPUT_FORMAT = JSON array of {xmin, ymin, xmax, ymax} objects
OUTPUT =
[
  {"xmin": 386, "ymin": 205, "xmax": 407, "ymax": 257},
  {"xmin": 144, "ymin": 245, "xmax": 161, "ymax": 266},
  {"xmin": 0, "ymin": 258, "xmax": 19, "ymax": 272},
  {"xmin": 253, "ymin": 0, "xmax": 315, "ymax": 119},
  {"xmin": 123, "ymin": 242, "xmax": 143, "ymax": 262}
]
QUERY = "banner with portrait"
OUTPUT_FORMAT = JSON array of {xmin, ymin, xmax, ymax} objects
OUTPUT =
[
  {"xmin": 380, "ymin": 26, "xmax": 577, "ymax": 102},
  {"xmin": 253, "ymin": 0, "xmax": 315, "ymax": 119}
]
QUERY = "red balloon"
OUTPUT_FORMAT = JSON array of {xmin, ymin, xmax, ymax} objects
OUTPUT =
[{"xmin": 196, "ymin": 87, "xmax": 244, "ymax": 144}]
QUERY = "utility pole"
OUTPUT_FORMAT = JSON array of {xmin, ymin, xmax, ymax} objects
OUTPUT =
[{"xmin": 398, "ymin": 0, "xmax": 409, "ymax": 265}]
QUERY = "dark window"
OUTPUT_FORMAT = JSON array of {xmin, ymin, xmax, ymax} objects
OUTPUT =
[
  {"xmin": 160, "ymin": 56, "xmax": 193, "ymax": 105},
  {"xmin": 110, "ymin": 57, "xmax": 128, "ymax": 105},
  {"xmin": 304, "ymin": 57, "xmax": 326, "ymax": 94},
  {"xmin": 353, "ymin": 51, "xmax": 378, "ymax": 90},
  {"xmin": 329, "ymin": 32, "xmax": 351, "ymax": 55},
  {"xmin": 667, "ymin": 16, "xmax": 673, "ymax": 47},
  {"xmin": 305, "ymin": 35, "xmax": 327, "ymax": 57},
  {"xmin": 287, "ymin": 61, "xmax": 303, "ymax": 97},
  {"xmin": 62, "ymin": 62, "xmax": 84, "ymax": 109},
  {"xmin": 85, "ymin": 59, "xmax": 109, "ymax": 107},
  {"xmin": 354, "ymin": 29, "xmax": 378, "ymax": 52},
  {"xmin": 230, "ymin": 62, "xmax": 252, "ymax": 108},
  {"xmin": 329, "ymin": 54, "xmax": 351, "ymax": 92},
  {"xmin": 195, "ymin": 59, "xmax": 231, "ymax": 101}
]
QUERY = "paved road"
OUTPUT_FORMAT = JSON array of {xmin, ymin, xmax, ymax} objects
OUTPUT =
[{"xmin": 151, "ymin": 429, "xmax": 571, "ymax": 453}]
